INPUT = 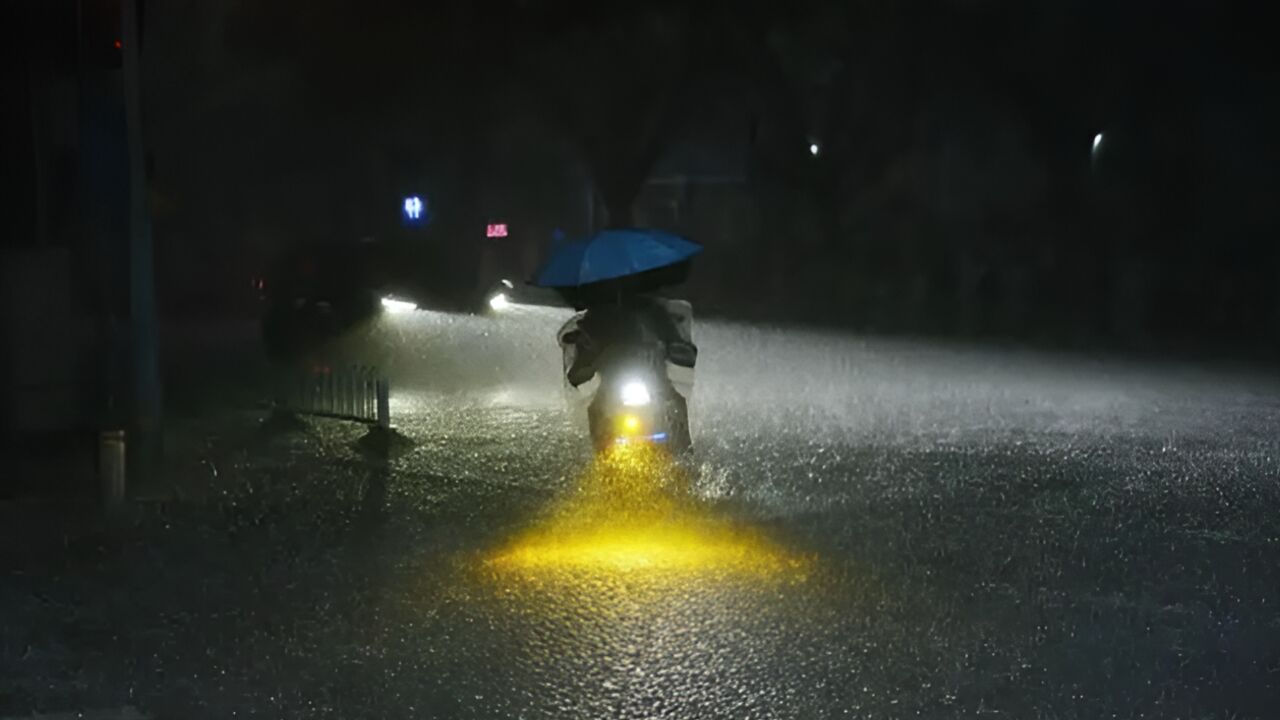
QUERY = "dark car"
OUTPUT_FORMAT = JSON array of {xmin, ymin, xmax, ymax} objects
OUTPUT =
[
  {"xmin": 259, "ymin": 238, "xmax": 390, "ymax": 364},
  {"xmin": 260, "ymin": 235, "xmax": 491, "ymax": 364}
]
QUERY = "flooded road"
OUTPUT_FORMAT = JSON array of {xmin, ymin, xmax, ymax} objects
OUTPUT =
[{"xmin": 5, "ymin": 308, "xmax": 1280, "ymax": 718}]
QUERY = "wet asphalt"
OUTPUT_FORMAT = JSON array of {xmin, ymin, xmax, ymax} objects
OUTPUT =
[{"xmin": 4, "ymin": 309, "xmax": 1280, "ymax": 718}]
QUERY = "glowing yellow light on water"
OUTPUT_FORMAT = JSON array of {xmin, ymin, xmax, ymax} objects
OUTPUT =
[
  {"xmin": 489, "ymin": 524, "xmax": 808, "ymax": 576},
  {"xmin": 483, "ymin": 444, "xmax": 812, "ymax": 580},
  {"xmin": 622, "ymin": 415, "xmax": 641, "ymax": 433}
]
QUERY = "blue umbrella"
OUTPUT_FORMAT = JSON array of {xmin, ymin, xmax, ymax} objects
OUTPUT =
[{"xmin": 534, "ymin": 228, "xmax": 702, "ymax": 288}]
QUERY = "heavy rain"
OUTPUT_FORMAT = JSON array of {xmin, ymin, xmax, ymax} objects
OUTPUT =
[
  {"xmin": 8, "ymin": 305, "xmax": 1280, "ymax": 717},
  {"xmin": 6, "ymin": 1, "xmax": 1280, "ymax": 718}
]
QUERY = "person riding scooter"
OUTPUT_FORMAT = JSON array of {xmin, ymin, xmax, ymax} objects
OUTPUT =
[
  {"xmin": 533, "ymin": 228, "xmax": 703, "ymax": 452},
  {"xmin": 557, "ymin": 293, "xmax": 697, "ymax": 451},
  {"xmin": 561, "ymin": 294, "xmax": 695, "ymax": 386}
]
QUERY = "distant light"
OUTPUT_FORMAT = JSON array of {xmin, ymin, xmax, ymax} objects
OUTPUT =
[
  {"xmin": 809, "ymin": 143, "xmax": 820, "ymax": 156},
  {"xmin": 113, "ymin": 39, "xmax": 122, "ymax": 50},
  {"xmin": 488, "ymin": 292, "xmax": 510, "ymax": 312},
  {"xmin": 1092, "ymin": 133, "xmax": 1103, "ymax": 153},
  {"xmin": 403, "ymin": 196, "xmax": 424, "ymax": 221},
  {"xmin": 380, "ymin": 296, "xmax": 417, "ymax": 314},
  {"xmin": 486, "ymin": 223, "xmax": 509, "ymax": 238}
]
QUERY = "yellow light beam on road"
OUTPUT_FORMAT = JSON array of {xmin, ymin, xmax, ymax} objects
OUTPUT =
[{"xmin": 484, "ymin": 444, "xmax": 812, "ymax": 580}]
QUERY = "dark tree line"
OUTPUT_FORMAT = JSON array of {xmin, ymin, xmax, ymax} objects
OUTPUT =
[{"xmin": 217, "ymin": 0, "xmax": 1280, "ymax": 354}]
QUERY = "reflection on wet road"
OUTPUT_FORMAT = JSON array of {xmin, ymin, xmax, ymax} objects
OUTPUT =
[
  {"xmin": 457, "ymin": 446, "xmax": 825, "ymax": 718},
  {"xmin": 485, "ymin": 444, "xmax": 812, "ymax": 577},
  {"xmin": 9, "ymin": 307, "xmax": 1280, "ymax": 718},
  {"xmin": 309, "ymin": 307, "xmax": 1280, "ymax": 718}
]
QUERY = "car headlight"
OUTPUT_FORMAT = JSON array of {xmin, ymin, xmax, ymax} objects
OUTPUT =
[
  {"xmin": 380, "ymin": 296, "xmax": 417, "ymax": 314},
  {"xmin": 620, "ymin": 379, "xmax": 651, "ymax": 407},
  {"xmin": 488, "ymin": 292, "xmax": 510, "ymax": 312}
]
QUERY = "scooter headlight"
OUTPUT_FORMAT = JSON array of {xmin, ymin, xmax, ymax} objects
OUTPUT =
[{"xmin": 620, "ymin": 380, "xmax": 651, "ymax": 407}]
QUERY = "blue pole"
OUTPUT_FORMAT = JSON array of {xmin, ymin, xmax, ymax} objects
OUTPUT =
[{"xmin": 122, "ymin": 0, "xmax": 162, "ymax": 487}]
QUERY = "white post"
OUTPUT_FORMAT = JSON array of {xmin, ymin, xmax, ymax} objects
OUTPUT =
[
  {"xmin": 100, "ymin": 429, "xmax": 127, "ymax": 511},
  {"xmin": 376, "ymin": 379, "xmax": 391, "ymax": 429}
]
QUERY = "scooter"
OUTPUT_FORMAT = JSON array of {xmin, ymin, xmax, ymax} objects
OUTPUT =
[{"xmin": 584, "ymin": 344, "xmax": 692, "ymax": 453}]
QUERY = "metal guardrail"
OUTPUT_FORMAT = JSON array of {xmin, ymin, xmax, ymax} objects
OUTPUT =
[{"xmin": 280, "ymin": 364, "xmax": 389, "ymax": 428}]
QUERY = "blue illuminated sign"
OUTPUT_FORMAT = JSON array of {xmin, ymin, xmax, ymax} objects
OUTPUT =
[{"xmin": 403, "ymin": 196, "xmax": 424, "ymax": 221}]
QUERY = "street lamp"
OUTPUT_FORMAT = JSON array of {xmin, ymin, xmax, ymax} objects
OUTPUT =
[{"xmin": 809, "ymin": 142, "xmax": 820, "ymax": 157}]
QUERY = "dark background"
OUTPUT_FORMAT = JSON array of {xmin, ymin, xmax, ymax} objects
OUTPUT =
[
  {"xmin": 6, "ymin": 5, "xmax": 1280, "ymax": 716},
  {"xmin": 7, "ymin": 0, "xmax": 1280, "ymax": 352}
]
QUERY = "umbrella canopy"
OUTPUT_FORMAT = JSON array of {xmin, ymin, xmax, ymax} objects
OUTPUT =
[{"xmin": 534, "ymin": 228, "xmax": 702, "ymax": 288}]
